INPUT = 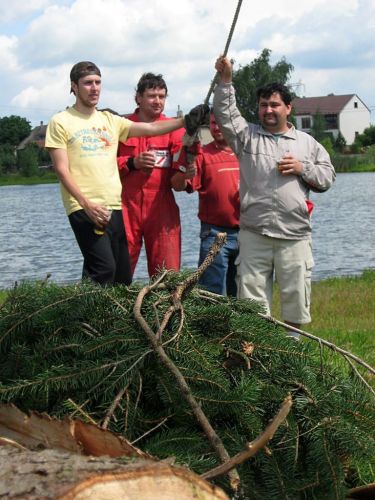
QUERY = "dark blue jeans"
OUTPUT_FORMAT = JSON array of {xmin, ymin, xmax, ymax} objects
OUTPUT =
[{"xmin": 198, "ymin": 222, "xmax": 239, "ymax": 296}]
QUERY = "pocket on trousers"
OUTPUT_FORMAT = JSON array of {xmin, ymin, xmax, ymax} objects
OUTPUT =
[
  {"xmin": 200, "ymin": 226, "xmax": 215, "ymax": 240},
  {"xmin": 304, "ymin": 258, "xmax": 314, "ymax": 307}
]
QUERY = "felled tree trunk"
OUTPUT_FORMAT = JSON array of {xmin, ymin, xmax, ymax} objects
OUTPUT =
[
  {"xmin": 0, "ymin": 446, "xmax": 228, "ymax": 499},
  {"xmin": 0, "ymin": 405, "xmax": 228, "ymax": 499}
]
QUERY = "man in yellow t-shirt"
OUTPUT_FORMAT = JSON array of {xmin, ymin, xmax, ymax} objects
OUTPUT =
[{"xmin": 45, "ymin": 61, "xmax": 209, "ymax": 285}]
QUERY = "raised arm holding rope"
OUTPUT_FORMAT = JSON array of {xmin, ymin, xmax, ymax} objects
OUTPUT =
[{"xmin": 213, "ymin": 56, "xmax": 336, "ymax": 338}]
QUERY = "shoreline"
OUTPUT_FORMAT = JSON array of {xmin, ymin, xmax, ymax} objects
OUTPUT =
[
  {"xmin": 1, "ymin": 166, "xmax": 375, "ymax": 187},
  {"xmin": 1, "ymin": 266, "xmax": 374, "ymax": 292}
]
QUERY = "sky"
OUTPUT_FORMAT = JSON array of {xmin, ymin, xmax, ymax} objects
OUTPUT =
[{"xmin": 1, "ymin": 0, "xmax": 375, "ymax": 127}]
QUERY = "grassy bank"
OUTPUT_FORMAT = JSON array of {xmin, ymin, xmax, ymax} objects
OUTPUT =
[
  {"xmin": 272, "ymin": 269, "xmax": 375, "ymax": 367},
  {"xmin": 0, "ymin": 171, "xmax": 57, "ymax": 186},
  {"xmin": 335, "ymin": 163, "xmax": 375, "ymax": 173},
  {"xmin": 1, "ymin": 162, "xmax": 374, "ymax": 186}
]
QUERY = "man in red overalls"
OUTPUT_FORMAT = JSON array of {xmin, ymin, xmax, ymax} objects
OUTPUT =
[{"xmin": 117, "ymin": 73, "xmax": 185, "ymax": 277}]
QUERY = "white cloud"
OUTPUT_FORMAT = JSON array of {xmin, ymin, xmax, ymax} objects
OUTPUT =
[
  {"xmin": 1, "ymin": 0, "xmax": 374, "ymax": 125},
  {"xmin": 0, "ymin": 0, "xmax": 52, "ymax": 23},
  {"xmin": 0, "ymin": 35, "xmax": 19, "ymax": 71}
]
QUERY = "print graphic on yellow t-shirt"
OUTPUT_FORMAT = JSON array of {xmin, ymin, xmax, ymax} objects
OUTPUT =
[{"xmin": 69, "ymin": 126, "xmax": 113, "ymax": 152}]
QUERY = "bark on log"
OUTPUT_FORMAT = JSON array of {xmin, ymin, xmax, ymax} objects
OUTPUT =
[
  {"xmin": 0, "ymin": 405, "xmax": 228, "ymax": 499},
  {"xmin": 0, "ymin": 446, "xmax": 228, "ymax": 499},
  {"xmin": 0, "ymin": 404, "xmax": 148, "ymax": 458}
]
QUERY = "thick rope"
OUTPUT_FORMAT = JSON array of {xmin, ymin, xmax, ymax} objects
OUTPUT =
[{"xmin": 204, "ymin": 0, "xmax": 243, "ymax": 106}]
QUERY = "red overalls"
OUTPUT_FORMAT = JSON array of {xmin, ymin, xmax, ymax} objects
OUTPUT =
[{"xmin": 117, "ymin": 112, "xmax": 184, "ymax": 277}]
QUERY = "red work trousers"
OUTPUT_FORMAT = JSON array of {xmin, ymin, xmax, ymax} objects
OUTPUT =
[{"xmin": 122, "ymin": 188, "xmax": 181, "ymax": 277}]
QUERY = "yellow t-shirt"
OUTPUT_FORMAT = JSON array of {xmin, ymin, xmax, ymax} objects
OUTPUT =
[{"xmin": 45, "ymin": 107, "xmax": 132, "ymax": 215}]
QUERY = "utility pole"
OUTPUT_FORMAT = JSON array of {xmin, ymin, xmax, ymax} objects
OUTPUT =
[{"xmin": 290, "ymin": 79, "xmax": 306, "ymax": 97}]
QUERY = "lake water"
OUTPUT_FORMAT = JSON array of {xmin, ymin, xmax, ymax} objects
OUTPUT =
[{"xmin": 1, "ymin": 172, "xmax": 374, "ymax": 288}]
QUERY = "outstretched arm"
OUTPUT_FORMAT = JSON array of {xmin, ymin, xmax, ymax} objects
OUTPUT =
[
  {"xmin": 128, "ymin": 117, "xmax": 184, "ymax": 138},
  {"xmin": 128, "ymin": 104, "xmax": 210, "ymax": 138}
]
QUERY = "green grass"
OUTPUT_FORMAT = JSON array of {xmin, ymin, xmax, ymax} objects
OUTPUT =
[
  {"xmin": 272, "ymin": 269, "xmax": 375, "ymax": 367},
  {"xmin": 1, "ymin": 162, "xmax": 374, "ymax": 187},
  {"xmin": 335, "ymin": 163, "xmax": 375, "ymax": 173},
  {"xmin": 0, "ymin": 171, "xmax": 58, "ymax": 186}
]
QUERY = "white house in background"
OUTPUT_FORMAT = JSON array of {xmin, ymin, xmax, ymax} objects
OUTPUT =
[{"xmin": 292, "ymin": 94, "xmax": 371, "ymax": 145}]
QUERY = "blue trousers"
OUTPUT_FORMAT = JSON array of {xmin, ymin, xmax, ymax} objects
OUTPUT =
[{"xmin": 198, "ymin": 222, "xmax": 239, "ymax": 297}]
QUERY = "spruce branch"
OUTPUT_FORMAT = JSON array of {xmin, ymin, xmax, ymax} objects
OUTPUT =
[
  {"xmin": 132, "ymin": 240, "xmax": 242, "ymax": 492},
  {"xmin": 0, "ymin": 356, "xmax": 141, "ymax": 397},
  {"xmin": 194, "ymin": 289, "xmax": 374, "ymax": 383},
  {"xmin": 260, "ymin": 315, "xmax": 375, "ymax": 379},
  {"xmin": 0, "ymin": 290, "xmax": 99, "ymax": 346},
  {"xmin": 66, "ymin": 398, "xmax": 97, "ymax": 425},
  {"xmin": 131, "ymin": 416, "xmax": 169, "ymax": 445},
  {"xmin": 201, "ymin": 394, "xmax": 293, "ymax": 481},
  {"xmin": 102, "ymin": 385, "xmax": 129, "ymax": 430},
  {"xmin": 155, "ymin": 232, "xmax": 227, "ymax": 341},
  {"xmin": 134, "ymin": 283, "xmax": 236, "ymax": 464},
  {"xmin": 322, "ymin": 429, "xmax": 340, "ymax": 500},
  {"xmin": 343, "ymin": 355, "xmax": 375, "ymax": 397},
  {"xmin": 2, "ymin": 275, "xmax": 373, "ymax": 497}
]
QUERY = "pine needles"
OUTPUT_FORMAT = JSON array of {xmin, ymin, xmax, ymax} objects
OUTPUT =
[{"xmin": 0, "ymin": 272, "xmax": 374, "ymax": 499}]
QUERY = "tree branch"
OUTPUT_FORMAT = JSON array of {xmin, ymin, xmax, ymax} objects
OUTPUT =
[
  {"xmin": 201, "ymin": 394, "xmax": 293, "ymax": 481},
  {"xmin": 102, "ymin": 385, "xmax": 129, "ymax": 430},
  {"xmin": 260, "ymin": 315, "xmax": 375, "ymax": 378},
  {"xmin": 132, "ymin": 233, "xmax": 241, "ymax": 491}
]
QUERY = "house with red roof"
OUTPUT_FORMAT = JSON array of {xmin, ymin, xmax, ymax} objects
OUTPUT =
[{"xmin": 292, "ymin": 94, "xmax": 370, "ymax": 145}]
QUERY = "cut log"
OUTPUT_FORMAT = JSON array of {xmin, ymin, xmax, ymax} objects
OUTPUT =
[
  {"xmin": 0, "ymin": 404, "xmax": 148, "ymax": 458},
  {"xmin": 0, "ymin": 446, "xmax": 228, "ymax": 499},
  {"xmin": 0, "ymin": 405, "xmax": 228, "ymax": 499}
]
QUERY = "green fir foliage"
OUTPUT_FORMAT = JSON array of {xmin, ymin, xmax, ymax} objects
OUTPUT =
[{"xmin": 0, "ymin": 276, "xmax": 374, "ymax": 499}]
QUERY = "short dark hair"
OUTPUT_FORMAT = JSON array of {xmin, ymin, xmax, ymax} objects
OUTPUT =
[
  {"xmin": 135, "ymin": 73, "xmax": 168, "ymax": 103},
  {"xmin": 70, "ymin": 61, "xmax": 101, "ymax": 93},
  {"xmin": 256, "ymin": 82, "xmax": 292, "ymax": 105}
]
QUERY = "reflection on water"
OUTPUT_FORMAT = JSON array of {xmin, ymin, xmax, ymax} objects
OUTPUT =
[{"xmin": 0, "ymin": 172, "xmax": 374, "ymax": 288}]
